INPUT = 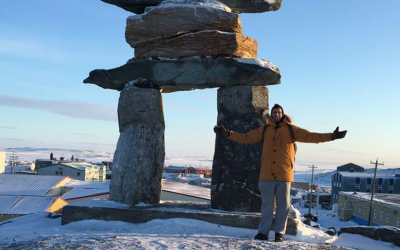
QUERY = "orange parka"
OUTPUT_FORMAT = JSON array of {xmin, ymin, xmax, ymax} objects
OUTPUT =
[{"xmin": 228, "ymin": 115, "xmax": 333, "ymax": 182}]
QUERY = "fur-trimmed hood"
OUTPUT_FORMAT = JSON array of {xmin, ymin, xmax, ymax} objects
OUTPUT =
[{"xmin": 261, "ymin": 110, "xmax": 293, "ymax": 125}]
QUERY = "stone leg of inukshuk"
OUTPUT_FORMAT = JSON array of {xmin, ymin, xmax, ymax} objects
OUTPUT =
[
  {"xmin": 110, "ymin": 85, "xmax": 165, "ymax": 205},
  {"xmin": 212, "ymin": 86, "xmax": 268, "ymax": 211},
  {"xmin": 84, "ymin": 0, "xmax": 282, "ymax": 208}
]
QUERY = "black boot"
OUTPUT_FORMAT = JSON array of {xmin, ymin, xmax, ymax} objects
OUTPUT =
[
  {"xmin": 254, "ymin": 233, "xmax": 269, "ymax": 241},
  {"xmin": 275, "ymin": 233, "xmax": 285, "ymax": 242}
]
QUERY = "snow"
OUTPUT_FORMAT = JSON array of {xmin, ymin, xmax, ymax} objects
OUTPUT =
[
  {"xmin": 61, "ymin": 188, "xmax": 109, "ymax": 200},
  {"xmin": 234, "ymin": 58, "xmax": 278, "ymax": 71},
  {"xmin": 163, "ymin": 179, "xmax": 210, "ymax": 200},
  {"xmin": 0, "ymin": 195, "xmax": 58, "ymax": 215},
  {"xmin": 0, "ymin": 211, "xmax": 399, "ymax": 250},
  {"xmin": 152, "ymin": 0, "xmax": 231, "ymax": 13},
  {"xmin": 0, "ymin": 174, "xmax": 68, "ymax": 196},
  {"xmin": 4, "ymin": 147, "xmax": 113, "ymax": 163}
]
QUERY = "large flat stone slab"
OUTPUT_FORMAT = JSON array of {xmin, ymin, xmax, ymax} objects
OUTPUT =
[
  {"xmin": 126, "ymin": 1, "xmax": 241, "ymax": 46},
  {"xmin": 135, "ymin": 31, "xmax": 257, "ymax": 59},
  {"xmin": 83, "ymin": 57, "xmax": 280, "ymax": 93},
  {"xmin": 102, "ymin": 0, "xmax": 282, "ymax": 14},
  {"xmin": 61, "ymin": 200, "xmax": 299, "ymax": 235}
]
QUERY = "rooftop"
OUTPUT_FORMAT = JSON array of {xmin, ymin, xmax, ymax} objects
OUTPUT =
[
  {"xmin": 339, "ymin": 172, "xmax": 400, "ymax": 178},
  {"xmin": 341, "ymin": 191, "xmax": 400, "ymax": 207},
  {"xmin": 0, "ymin": 175, "xmax": 69, "ymax": 196},
  {"xmin": 0, "ymin": 195, "xmax": 59, "ymax": 215}
]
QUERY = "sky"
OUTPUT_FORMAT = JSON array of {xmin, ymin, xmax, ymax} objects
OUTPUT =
[{"xmin": 0, "ymin": 0, "xmax": 399, "ymax": 169}]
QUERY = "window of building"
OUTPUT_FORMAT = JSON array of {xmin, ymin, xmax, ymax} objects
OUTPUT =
[
  {"xmin": 389, "ymin": 190, "xmax": 394, "ymax": 194},
  {"xmin": 363, "ymin": 208, "xmax": 366, "ymax": 215},
  {"xmin": 60, "ymin": 171, "xmax": 63, "ymax": 175},
  {"xmin": 355, "ymin": 184, "xmax": 360, "ymax": 191},
  {"xmin": 77, "ymin": 172, "xmax": 81, "ymax": 176},
  {"xmin": 378, "ymin": 189, "xmax": 382, "ymax": 193},
  {"xmin": 386, "ymin": 214, "xmax": 390, "ymax": 223},
  {"xmin": 380, "ymin": 211, "xmax": 384, "ymax": 221},
  {"xmin": 397, "ymin": 217, "xmax": 400, "ymax": 227},
  {"xmin": 389, "ymin": 186, "xmax": 394, "ymax": 191},
  {"xmin": 55, "ymin": 171, "xmax": 59, "ymax": 175},
  {"xmin": 356, "ymin": 177, "xmax": 360, "ymax": 184},
  {"xmin": 389, "ymin": 179, "xmax": 394, "ymax": 185},
  {"xmin": 374, "ymin": 210, "xmax": 377, "ymax": 219},
  {"xmin": 367, "ymin": 178, "xmax": 372, "ymax": 184},
  {"xmin": 378, "ymin": 185, "xmax": 382, "ymax": 190},
  {"xmin": 378, "ymin": 178, "xmax": 383, "ymax": 185},
  {"xmin": 359, "ymin": 207, "xmax": 362, "ymax": 213}
]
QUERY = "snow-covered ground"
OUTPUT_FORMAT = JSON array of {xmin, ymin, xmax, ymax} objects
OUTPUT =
[{"xmin": 0, "ymin": 208, "xmax": 399, "ymax": 250}]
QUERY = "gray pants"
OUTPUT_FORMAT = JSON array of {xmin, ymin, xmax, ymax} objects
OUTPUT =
[{"xmin": 258, "ymin": 180, "xmax": 291, "ymax": 235}]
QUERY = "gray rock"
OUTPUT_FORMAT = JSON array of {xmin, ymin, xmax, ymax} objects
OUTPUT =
[
  {"xmin": 61, "ymin": 200, "xmax": 298, "ymax": 235},
  {"xmin": 134, "ymin": 30, "xmax": 257, "ymax": 59},
  {"xmin": 83, "ymin": 57, "xmax": 280, "ymax": 93},
  {"xmin": 126, "ymin": 2, "xmax": 242, "ymax": 47},
  {"xmin": 101, "ymin": 0, "xmax": 282, "ymax": 14},
  {"xmin": 211, "ymin": 85, "xmax": 268, "ymax": 212},
  {"xmin": 110, "ymin": 86, "xmax": 165, "ymax": 205},
  {"xmin": 340, "ymin": 226, "xmax": 400, "ymax": 247}
]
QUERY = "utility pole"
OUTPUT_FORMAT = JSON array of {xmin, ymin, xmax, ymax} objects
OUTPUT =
[
  {"xmin": 316, "ymin": 177, "xmax": 320, "ymax": 216},
  {"xmin": 308, "ymin": 165, "xmax": 317, "ymax": 215},
  {"xmin": 9, "ymin": 153, "xmax": 19, "ymax": 174},
  {"xmin": 368, "ymin": 159, "xmax": 384, "ymax": 226}
]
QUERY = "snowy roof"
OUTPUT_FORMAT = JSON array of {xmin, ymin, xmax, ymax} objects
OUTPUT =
[
  {"xmin": 39, "ymin": 162, "xmax": 99, "ymax": 171},
  {"xmin": 341, "ymin": 192, "xmax": 400, "ymax": 208},
  {"xmin": 162, "ymin": 180, "xmax": 210, "ymax": 200},
  {"xmin": 61, "ymin": 188, "xmax": 109, "ymax": 200},
  {"xmin": 165, "ymin": 166, "xmax": 189, "ymax": 171},
  {"xmin": 0, "ymin": 195, "xmax": 58, "ymax": 215},
  {"xmin": 64, "ymin": 179, "xmax": 110, "ymax": 189},
  {"xmin": 0, "ymin": 175, "xmax": 69, "ymax": 196},
  {"xmin": 339, "ymin": 172, "xmax": 400, "ymax": 179},
  {"xmin": 61, "ymin": 179, "xmax": 110, "ymax": 200}
]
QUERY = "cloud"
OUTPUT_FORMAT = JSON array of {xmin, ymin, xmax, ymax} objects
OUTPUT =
[
  {"xmin": 70, "ymin": 142, "xmax": 116, "ymax": 146},
  {"xmin": 0, "ymin": 137, "xmax": 23, "ymax": 141},
  {"xmin": 0, "ymin": 38, "xmax": 72, "ymax": 62},
  {"xmin": 0, "ymin": 126, "xmax": 18, "ymax": 130},
  {"xmin": 0, "ymin": 94, "xmax": 117, "ymax": 122},
  {"xmin": 72, "ymin": 133, "xmax": 93, "ymax": 136}
]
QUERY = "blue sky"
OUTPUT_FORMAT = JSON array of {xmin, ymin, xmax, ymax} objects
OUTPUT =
[{"xmin": 0, "ymin": 0, "xmax": 399, "ymax": 168}]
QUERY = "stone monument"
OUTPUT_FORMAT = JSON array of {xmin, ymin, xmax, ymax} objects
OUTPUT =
[{"xmin": 84, "ymin": 0, "xmax": 282, "ymax": 210}]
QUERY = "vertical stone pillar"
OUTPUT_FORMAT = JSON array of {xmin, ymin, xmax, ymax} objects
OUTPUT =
[
  {"xmin": 212, "ymin": 85, "xmax": 268, "ymax": 212},
  {"xmin": 110, "ymin": 85, "xmax": 165, "ymax": 205}
]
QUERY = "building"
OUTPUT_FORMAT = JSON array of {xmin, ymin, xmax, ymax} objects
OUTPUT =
[
  {"xmin": 37, "ymin": 162, "xmax": 106, "ymax": 181},
  {"xmin": 161, "ymin": 179, "xmax": 210, "ymax": 202},
  {"xmin": 336, "ymin": 163, "xmax": 365, "ymax": 172},
  {"xmin": 338, "ymin": 191, "xmax": 400, "ymax": 228},
  {"xmin": 0, "ymin": 175, "xmax": 70, "ymax": 221},
  {"xmin": 61, "ymin": 179, "xmax": 110, "ymax": 203},
  {"xmin": 0, "ymin": 151, "xmax": 5, "ymax": 174},
  {"xmin": 164, "ymin": 166, "xmax": 212, "ymax": 178},
  {"xmin": 0, "ymin": 195, "xmax": 67, "ymax": 222},
  {"xmin": 331, "ymin": 172, "xmax": 400, "ymax": 204}
]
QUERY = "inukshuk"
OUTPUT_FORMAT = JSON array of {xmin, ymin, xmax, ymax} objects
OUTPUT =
[{"xmin": 84, "ymin": 0, "xmax": 282, "ymax": 209}]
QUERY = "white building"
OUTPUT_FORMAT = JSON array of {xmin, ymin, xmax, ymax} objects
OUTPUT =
[
  {"xmin": 37, "ymin": 162, "xmax": 106, "ymax": 181},
  {"xmin": 0, "ymin": 151, "xmax": 5, "ymax": 174}
]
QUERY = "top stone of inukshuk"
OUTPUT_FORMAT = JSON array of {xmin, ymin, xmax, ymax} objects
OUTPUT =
[{"xmin": 84, "ymin": 0, "xmax": 282, "ymax": 93}]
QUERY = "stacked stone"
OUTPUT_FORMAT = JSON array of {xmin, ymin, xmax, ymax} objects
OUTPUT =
[{"xmin": 84, "ymin": 0, "xmax": 282, "ymax": 209}]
